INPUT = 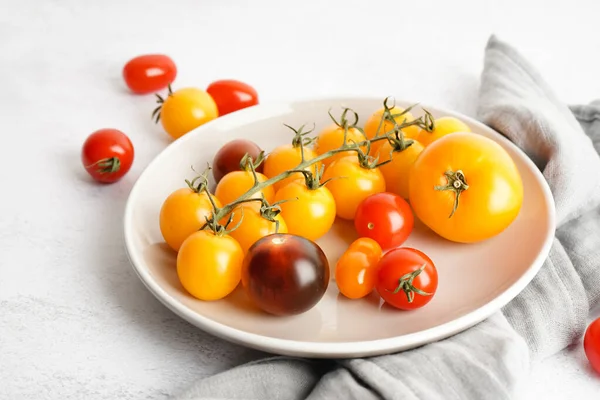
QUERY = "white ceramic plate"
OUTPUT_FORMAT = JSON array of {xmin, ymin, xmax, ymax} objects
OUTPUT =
[{"xmin": 124, "ymin": 97, "xmax": 555, "ymax": 358}]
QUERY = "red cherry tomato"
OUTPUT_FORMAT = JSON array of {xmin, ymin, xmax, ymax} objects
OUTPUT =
[
  {"xmin": 81, "ymin": 129, "xmax": 134, "ymax": 183},
  {"xmin": 354, "ymin": 192, "xmax": 414, "ymax": 250},
  {"xmin": 206, "ymin": 79, "xmax": 259, "ymax": 116},
  {"xmin": 375, "ymin": 247, "xmax": 438, "ymax": 310},
  {"xmin": 122, "ymin": 54, "xmax": 177, "ymax": 94},
  {"xmin": 584, "ymin": 317, "xmax": 600, "ymax": 375}
]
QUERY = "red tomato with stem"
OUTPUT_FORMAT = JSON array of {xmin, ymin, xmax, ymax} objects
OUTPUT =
[
  {"xmin": 354, "ymin": 192, "xmax": 414, "ymax": 250},
  {"xmin": 375, "ymin": 247, "xmax": 438, "ymax": 310},
  {"xmin": 584, "ymin": 317, "xmax": 600, "ymax": 374},
  {"xmin": 81, "ymin": 128, "xmax": 134, "ymax": 183},
  {"xmin": 123, "ymin": 54, "xmax": 177, "ymax": 94},
  {"xmin": 206, "ymin": 79, "xmax": 259, "ymax": 116}
]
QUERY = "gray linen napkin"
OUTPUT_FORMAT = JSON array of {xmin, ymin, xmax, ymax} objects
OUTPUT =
[{"xmin": 174, "ymin": 36, "xmax": 600, "ymax": 400}]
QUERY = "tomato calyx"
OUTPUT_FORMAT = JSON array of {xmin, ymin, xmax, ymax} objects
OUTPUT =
[
  {"xmin": 356, "ymin": 141, "xmax": 381, "ymax": 170},
  {"xmin": 151, "ymin": 84, "xmax": 174, "ymax": 123},
  {"xmin": 285, "ymin": 123, "xmax": 316, "ymax": 150},
  {"xmin": 434, "ymin": 169, "xmax": 469, "ymax": 218},
  {"xmin": 240, "ymin": 151, "xmax": 265, "ymax": 172},
  {"xmin": 387, "ymin": 264, "xmax": 433, "ymax": 303},
  {"xmin": 184, "ymin": 167, "xmax": 211, "ymax": 194},
  {"xmin": 86, "ymin": 156, "xmax": 121, "ymax": 174},
  {"xmin": 289, "ymin": 164, "xmax": 333, "ymax": 190}
]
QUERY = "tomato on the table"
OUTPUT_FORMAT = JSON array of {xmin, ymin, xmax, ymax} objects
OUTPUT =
[
  {"xmin": 584, "ymin": 317, "xmax": 600, "ymax": 375},
  {"xmin": 274, "ymin": 179, "xmax": 336, "ymax": 241},
  {"xmin": 322, "ymin": 155, "xmax": 386, "ymax": 220},
  {"xmin": 122, "ymin": 54, "xmax": 177, "ymax": 94},
  {"xmin": 81, "ymin": 128, "xmax": 134, "ymax": 183},
  {"xmin": 154, "ymin": 86, "xmax": 218, "ymax": 139},
  {"xmin": 354, "ymin": 192, "xmax": 414, "ymax": 250},
  {"xmin": 409, "ymin": 132, "xmax": 523, "ymax": 243},
  {"xmin": 177, "ymin": 230, "xmax": 243, "ymax": 301},
  {"xmin": 335, "ymin": 238, "xmax": 383, "ymax": 299},
  {"xmin": 375, "ymin": 247, "xmax": 438, "ymax": 310},
  {"xmin": 206, "ymin": 79, "xmax": 259, "ymax": 116}
]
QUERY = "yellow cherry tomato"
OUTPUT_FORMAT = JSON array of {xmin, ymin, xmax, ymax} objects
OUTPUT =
[
  {"xmin": 157, "ymin": 87, "xmax": 218, "ymax": 139},
  {"xmin": 215, "ymin": 170, "xmax": 275, "ymax": 206},
  {"xmin": 274, "ymin": 179, "xmax": 336, "ymax": 241},
  {"xmin": 322, "ymin": 155, "xmax": 386, "ymax": 220},
  {"xmin": 263, "ymin": 144, "xmax": 320, "ymax": 191},
  {"xmin": 417, "ymin": 116, "xmax": 471, "ymax": 147},
  {"xmin": 315, "ymin": 125, "xmax": 366, "ymax": 169},
  {"xmin": 364, "ymin": 105, "xmax": 420, "ymax": 154},
  {"xmin": 378, "ymin": 140, "xmax": 425, "ymax": 200},
  {"xmin": 177, "ymin": 230, "xmax": 243, "ymax": 301},
  {"xmin": 227, "ymin": 204, "xmax": 288, "ymax": 254},
  {"xmin": 409, "ymin": 132, "xmax": 523, "ymax": 243},
  {"xmin": 159, "ymin": 187, "xmax": 221, "ymax": 252}
]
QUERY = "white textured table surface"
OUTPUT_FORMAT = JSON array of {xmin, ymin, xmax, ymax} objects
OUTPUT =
[{"xmin": 2, "ymin": 0, "xmax": 600, "ymax": 398}]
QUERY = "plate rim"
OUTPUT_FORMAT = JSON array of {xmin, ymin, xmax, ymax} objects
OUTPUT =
[{"xmin": 123, "ymin": 96, "xmax": 556, "ymax": 358}]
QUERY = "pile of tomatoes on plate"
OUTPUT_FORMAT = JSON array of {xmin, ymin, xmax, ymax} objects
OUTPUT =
[{"xmin": 157, "ymin": 92, "xmax": 526, "ymax": 316}]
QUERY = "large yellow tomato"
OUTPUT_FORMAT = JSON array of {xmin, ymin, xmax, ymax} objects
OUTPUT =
[
  {"xmin": 157, "ymin": 87, "xmax": 218, "ymax": 139},
  {"xmin": 274, "ymin": 179, "xmax": 336, "ymax": 241},
  {"xmin": 322, "ymin": 155, "xmax": 386, "ymax": 220},
  {"xmin": 159, "ymin": 188, "xmax": 221, "ymax": 252},
  {"xmin": 215, "ymin": 170, "xmax": 275, "ymax": 206},
  {"xmin": 409, "ymin": 132, "xmax": 523, "ymax": 243},
  {"xmin": 226, "ymin": 204, "xmax": 288, "ymax": 254},
  {"xmin": 378, "ymin": 140, "xmax": 424, "ymax": 200},
  {"xmin": 177, "ymin": 230, "xmax": 243, "ymax": 301},
  {"xmin": 263, "ymin": 144, "xmax": 319, "ymax": 191},
  {"xmin": 364, "ymin": 105, "xmax": 421, "ymax": 154},
  {"xmin": 417, "ymin": 116, "xmax": 471, "ymax": 147},
  {"xmin": 314, "ymin": 125, "xmax": 366, "ymax": 169}
]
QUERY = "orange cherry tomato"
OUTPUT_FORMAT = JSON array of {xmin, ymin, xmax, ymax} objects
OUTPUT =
[
  {"xmin": 177, "ymin": 230, "xmax": 243, "ymax": 301},
  {"xmin": 159, "ymin": 187, "xmax": 221, "ymax": 252},
  {"xmin": 377, "ymin": 139, "xmax": 424, "ymax": 200},
  {"xmin": 263, "ymin": 144, "xmax": 319, "ymax": 191},
  {"xmin": 226, "ymin": 204, "xmax": 288, "ymax": 254},
  {"xmin": 274, "ymin": 179, "xmax": 336, "ymax": 241},
  {"xmin": 364, "ymin": 105, "xmax": 420, "ymax": 154},
  {"xmin": 417, "ymin": 116, "xmax": 471, "ymax": 147},
  {"xmin": 215, "ymin": 169, "xmax": 275, "ymax": 206},
  {"xmin": 322, "ymin": 155, "xmax": 386, "ymax": 220},
  {"xmin": 335, "ymin": 238, "xmax": 383, "ymax": 299},
  {"xmin": 314, "ymin": 110, "xmax": 366, "ymax": 169}
]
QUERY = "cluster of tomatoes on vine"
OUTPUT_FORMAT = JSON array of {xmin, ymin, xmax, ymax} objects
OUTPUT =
[
  {"xmin": 158, "ymin": 88, "xmax": 527, "ymax": 318},
  {"xmin": 81, "ymin": 54, "xmax": 259, "ymax": 183}
]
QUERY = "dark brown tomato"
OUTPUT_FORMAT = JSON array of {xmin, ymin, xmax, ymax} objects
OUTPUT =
[
  {"xmin": 241, "ymin": 233, "xmax": 330, "ymax": 316},
  {"xmin": 212, "ymin": 139, "xmax": 263, "ymax": 183}
]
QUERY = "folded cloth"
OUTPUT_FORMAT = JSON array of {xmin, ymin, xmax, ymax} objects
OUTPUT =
[{"xmin": 174, "ymin": 36, "xmax": 600, "ymax": 400}]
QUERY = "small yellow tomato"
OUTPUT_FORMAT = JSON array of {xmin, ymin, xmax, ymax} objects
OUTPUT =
[
  {"xmin": 215, "ymin": 170, "xmax": 275, "ymax": 206},
  {"xmin": 364, "ymin": 106, "xmax": 420, "ymax": 154},
  {"xmin": 315, "ymin": 125, "xmax": 366, "ymax": 169},
  {"xmin": 274, "ymin": 179, "xmax": 336, "ymax": 241},
  {"xmin": 159, "ymin": 188, "xmax": 221, "ymax": 252},
  {"xmin": 158, "ymin": 87, "xmax": 218, "ymax": 139},
  {"xmin": 226, "ymin": 204, "xmax": 288, "ymax": 254},
  {"xmin": 263, "ymin": 144, "xmax": 320, "ymax": 191},
  {"xmin": 417, "ymin": 116, "xmax": 471, "ymax": 147},
  {"xmin": 177, "ymin": 230, "xmax": 243, "ymax": 301},
  {"xmin": 377, "ymin": 140, "xmax": 425, "ymax": 200},
  {"xmin": 322, "ymin": 156, "xmax": 386, "ymax": 220}
]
